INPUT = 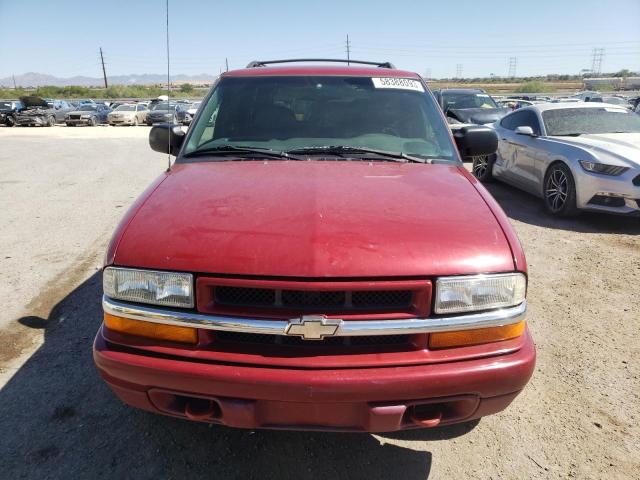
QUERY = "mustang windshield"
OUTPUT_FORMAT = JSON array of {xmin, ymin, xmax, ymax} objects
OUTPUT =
[
  {"xmin": 543, "ymin": 107, "xmax": 640, "ymax": 135},
  {"xmin": 183, "ymin": 76, "xmax": 456, "ymax": 162}
]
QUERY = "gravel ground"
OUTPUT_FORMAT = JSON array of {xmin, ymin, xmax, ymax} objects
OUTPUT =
[{"xmin": 0, "ymin": 126, "xmax": 638, "ymax": 479}]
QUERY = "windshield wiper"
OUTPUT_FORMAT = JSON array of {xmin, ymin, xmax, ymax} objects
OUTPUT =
[
  {"xmin": 285, "ymin": 145, "xmax": 429, "ymax": 163},
  {"xmin": 182, "ymin": 145, "xmax": 295, "ymax": 160}
]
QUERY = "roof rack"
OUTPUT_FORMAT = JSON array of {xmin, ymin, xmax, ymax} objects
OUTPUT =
[{"xmin": 246, "ymin": 58, "xmax": 396, "ymax": 69}]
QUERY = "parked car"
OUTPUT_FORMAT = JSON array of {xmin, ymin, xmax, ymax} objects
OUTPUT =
[
  {"xmin": 432, "ymin": 88, "xmax": 510, "ymax": 125},
  {"xmin": 65, "ymin": 103, "xmax": 111, "ymax": 126},
  {"xmin": 0, "ymin": 99, "xmax": 24, "ymax": 126},
  {"xmin": 472, "ymin": 102, "xmax": 640, "ymax": 216},
  {"xmin": 94, "ymin": 59, "xmax": 534, "ymax": 432},
  {"xmin": 108, "ymin": 103, "xmax": 148, "ymax": 126},
  {"xmin": 145, "ymin": 102, "xmax": 186, "ymax": 125},
  {"xmin": 496, "ymin": 99, "xmax": 541, "ymax": 111},
  {"xmin": 175, "ymin": 101, "xmax": 201, "ymax": 125},
  {"xmin": 15, "ymin": 96, "xmax": 72, "ymax": 126}
]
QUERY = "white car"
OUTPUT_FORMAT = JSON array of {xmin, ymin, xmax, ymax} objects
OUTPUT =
[
  {"xmin": 471, "ymin": 102, "xmax": 640, "ymax": 216},
  {"xmin": 108, "ymin": 104, "xmax": 148, "ymax": 126}
]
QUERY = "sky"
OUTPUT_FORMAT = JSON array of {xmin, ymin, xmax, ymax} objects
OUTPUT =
[{"xmin": 0, "ymin": 0, "xmax": 639, "ymax": 80}]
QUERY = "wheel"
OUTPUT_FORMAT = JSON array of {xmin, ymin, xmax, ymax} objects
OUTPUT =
[
  {"xmin": 471, "ymin": 154, "xmax": 495, "ymax": 182},
  {"xmin": 89, "ymin": 117, "xmax": 97, "ymax": 127},
  {"xmin": 543, "ymin": 163, "xmax": 579, "ymax": 216},
  {"xmin": 133, "ymin": 116, "xmax": 138, "ymax": 126},
  {"xmin": 66, "ymin": 123, "xmax": 73, "ymax": 127},
  {"xmin": 6, "ymin": 116, "xmax": 16, "ymax": 127},
  {"xmin": 46, "ymin": 116, "xmax": 55, "ymax": 127}
]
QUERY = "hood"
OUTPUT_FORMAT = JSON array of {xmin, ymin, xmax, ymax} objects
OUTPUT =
[
  {"xmin": 19, "ymin": 96, "xmax": 50, "ymax": 108},
  {"xmin": 449, "ymin": 107, "xmax": 510, "ymax": 125},
  {"xmin": 110, "ymin": 110, "xmax": 135, "ymax": 116},
  {"xmin": 548, "ymin": 133, "xmax": 640, "ymax": 166},
  {"xmin": 113, "ymin": 162, "xmax": 515, "ymax": 278},
  {"xmin": 69, "ymin": 109, "xmax": 96, "ymax": 115}
]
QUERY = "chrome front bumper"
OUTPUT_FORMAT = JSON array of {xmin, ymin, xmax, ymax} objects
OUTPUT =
[{"xmin": 102, "ymin": 295, "xmax": 527, "ymax": 337}]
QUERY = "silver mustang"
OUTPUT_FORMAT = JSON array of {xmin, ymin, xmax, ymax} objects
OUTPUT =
[{"xmin": 472, "ymin": 103, "xmax": 640, "ymax": 216}]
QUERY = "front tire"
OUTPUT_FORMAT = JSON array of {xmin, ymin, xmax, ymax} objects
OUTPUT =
[
  {"xmin": 89, "ymin": 117, "xmax": 97, "ymax": 127},
  {"xmin": 133, "ymin": 116, "xmax": 138, "ymax": 126},
  {"xmin": 46, "ymin": 116, "xmax": 56, "ymax": 127},
  {"xmin": 543, "ymin": 163, "xmax": 579, "ymax": 217},
  {"xmin": 471, "ymin": 154, "xmax": 495, "ymax": 182}
]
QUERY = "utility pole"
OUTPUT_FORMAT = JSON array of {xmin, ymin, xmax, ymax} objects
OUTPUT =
[
  {"xmin": 99, "ymin": 47, "xmax": 108, "ymax": 88},
  {"xmin": 12, "ymin": 74, "xmax": 17, "ymax": 89},
  {"xmin": 508, "ymin": 57, "xmax": 517, "ymax": 79},
  {"xmin": 346, "ymin": 34, "xmax": 351, "ymax": 65},
  {"xmin": 456, "ymin": 64, "xmax": 463, "ymax": 79},
  {"xmin": 225, "ymin": 58, "xmax": 229, "ymax": 72},
  {"xmin": 591, "ymin": 48, "xmax": 604, "ymax": 76}
]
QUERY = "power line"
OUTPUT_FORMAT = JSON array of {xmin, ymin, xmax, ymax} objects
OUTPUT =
[
  {"xmin": 455, "ymin": 63, "xmax": 463, "ymax": 78},
  {"xmin": 508, "ymin": 57, "xmax": 517, "ymax": 78},
  {"xmin": 99, "ymin": 47, "xmax": 108, "ymax": 88},
  {"xmin": 225, "ymin": 57, "xmax": 229, "ymax": 72}
]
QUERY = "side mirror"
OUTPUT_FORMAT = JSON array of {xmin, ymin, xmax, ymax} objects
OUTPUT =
[
  {"xmin": 515, "ymin": 126, "xmax": 535, "ymax": 136},
  {"xmin": 149, "ymin": 124, "xmax": 185, "ymax": 156},
  {"xmin": 453, "ymin": 125, "xmax": 498, "ymax": 157}
]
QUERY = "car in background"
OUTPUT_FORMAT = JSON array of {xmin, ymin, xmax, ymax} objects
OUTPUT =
[
  {"xmin": 432, "ymin": 88, "xmax": 510, "ymax": 125},
  {"xmin": 94, "ymin": 59, "xmax": 534, "ymax": 432},
  {"xmin": 472, "ymin": 103, "xmax": 640, "ymax": 216},
  {"xmin": 65, "ymin": 103, "xmax": 111, "ymax": 126},
  {"xmin": 175, "ymin": 101, "xmax": 201, "ymax": 125},
  {"xmin": 15, "ymin": 96, "xmax": 72, "ymax": 126},
  {"xmin": 108, "ymin": 103, "xmax": 148, "ymax": 126},
  {"xmin": 600, "ymin": 96, "xmax": 630, "ymax": 109},
  {"xmin": 145, "ymin": 102, "xmax": 187, "ymax": 125},
  {"xmin": 0, "ymin": 99, "xmax": 24, "ymax": 126},
  {"xmin": 496, "ymin": 99, "xmax": 542, "ymax": 111}
]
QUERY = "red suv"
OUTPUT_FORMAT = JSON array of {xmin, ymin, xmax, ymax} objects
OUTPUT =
[{"xmin": 94, "ymin": 59, "xmax": 535, "ymax": 432}]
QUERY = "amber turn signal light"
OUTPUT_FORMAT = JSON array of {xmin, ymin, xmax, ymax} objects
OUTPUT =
[
  {"xmin": 104, "ymin": 313, "xmax": 198, "ymax": 344},
  {"xmin": 429, "ymin": 321, "xmax": 526, "ymax": 349}
]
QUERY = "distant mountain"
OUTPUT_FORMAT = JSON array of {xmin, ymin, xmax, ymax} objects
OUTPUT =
[{"xmin": 0, "ymin": 72, "xmax": 218, "ymax": 87}]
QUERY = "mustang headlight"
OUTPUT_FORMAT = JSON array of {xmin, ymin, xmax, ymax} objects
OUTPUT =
[
  {"xmin": 434, "ymin": 273, "xmax": 526, "ymax": 314},
  {"xmin": 579, "ymin": 160, "xmax": 628, "ymax": 176},
  {"xmin": 103, "ymin": 267, "xmax": 194, "ymax": 308}
]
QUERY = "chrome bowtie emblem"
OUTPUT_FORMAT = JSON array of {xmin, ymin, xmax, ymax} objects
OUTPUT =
[{"xmin": 285, "ymin": 315, "xmax": 342, "ymax": 340}]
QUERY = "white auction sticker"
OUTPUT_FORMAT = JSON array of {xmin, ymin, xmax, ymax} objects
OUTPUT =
[{"xmin": 372, "ymin": 77, "xmax": 424, "ymax": 92}]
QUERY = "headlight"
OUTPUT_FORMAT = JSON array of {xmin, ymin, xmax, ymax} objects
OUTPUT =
[
  {"xmin": 579, "ymin": 160, "xmax": 628, "ymax": 176},
  {"xmin": 103, "ymin": 267, "xmax": 194, "ymax": 308},
  {"xmin": 81, "ymin": 114, "xmax": 91, "ymax": 118},
  {"xmin": 434, "ymin": 273, "xmax": 526, "ymax": 314}
]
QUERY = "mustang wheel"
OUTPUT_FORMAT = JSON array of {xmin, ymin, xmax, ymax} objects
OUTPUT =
[
  {"xmin": 544, "ymin": 163, "xmax": 578, "ymax": 216},
  {"xmin": 471, "ymin": 154, "xmax": 495, "ymax": 182}
]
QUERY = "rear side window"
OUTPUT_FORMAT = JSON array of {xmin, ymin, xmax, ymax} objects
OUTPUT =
[{"xmin": 500, "ymin": 110, "xmax": 541, "ymax": 135}]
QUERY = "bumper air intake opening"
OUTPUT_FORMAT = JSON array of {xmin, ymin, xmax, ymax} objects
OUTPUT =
[
  {"xmin": 148, "ymin": 389, "xmax": 222, "ymax": 422},
  {"xmin": 402, "ymin": 395, "xmax": 479, "ymax": 428}
]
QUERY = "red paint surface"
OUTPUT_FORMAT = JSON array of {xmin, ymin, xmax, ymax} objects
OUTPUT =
[
  {"xmin": 94, "ymin": 329, "xmax": 535, "ymax": 431},
  {"xmin": 111, "ymin": 162, "xmax": 517, "ymax": 277}
]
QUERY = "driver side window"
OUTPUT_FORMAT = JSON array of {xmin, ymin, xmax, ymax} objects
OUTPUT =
[{"xmin": 501, "ymin": 110, "xmax": 541, "ymax": 135}]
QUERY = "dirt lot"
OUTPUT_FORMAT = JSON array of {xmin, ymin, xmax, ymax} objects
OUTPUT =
[{"xmin": 0, "ymin": 126, "xmax": 638, "ymax": 479}]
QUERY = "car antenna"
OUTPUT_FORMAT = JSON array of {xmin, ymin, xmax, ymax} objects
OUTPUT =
[{"xmin": 165, "ymin": 0, "xmax": 171, "ymax": 172}]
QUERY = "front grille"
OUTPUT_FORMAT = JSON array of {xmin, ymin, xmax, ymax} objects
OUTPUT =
[
  {"xmin": 588, "ymin": 194, "xmax": 625, "ymax": 208},
  {"xmin": 214, "ymin": 286, "xmax": 413, "ymax": 311},
  {"xmin": 70, "ymin": 115, "xmax": 81, "ymax": 120},
  {"xmin": 215, "ymin": 331, "xmax": 410, "ymax": 347},
  {"xmin": 633, "ymin": 174, "xmax": 640, "ymax": 187}
]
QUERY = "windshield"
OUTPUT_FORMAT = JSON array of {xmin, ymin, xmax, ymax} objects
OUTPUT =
[
  {"xmin": 0, "ymin": 101, "xmax": 13, "ymax": 110},
  {"xmin": 151, "ymin": 102, "xmax": 176, "ymax": 111},
  {"xmin": 442, "ymin": 92, "xmax": 498, "ymax": 110},
  {"xmin": 79, "ymin": 105, "xmax": 97, "ymax": 111},
  {"xmin": 183, "ymin": 75, "xmax": 456, "ymax": 162},
  {"xmin": 115, "ymin": 105, "xmax": 136, "ymax": 111},
  {"xmin": 543, "ymin": 107, "xmax": 640, "ymax": 135}
]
